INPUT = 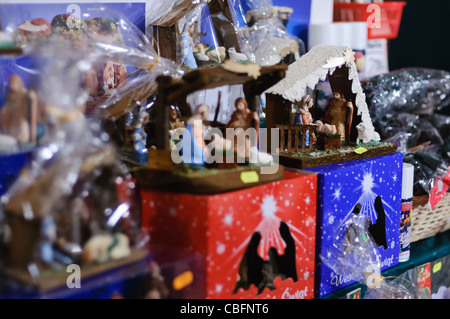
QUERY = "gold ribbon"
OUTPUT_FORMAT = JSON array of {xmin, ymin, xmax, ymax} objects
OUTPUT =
[
  {"xmin": 45, "ymin": 105, "xmax": 84, "ymax": 122},
  {"xmin": 127, "ymin": 55, "xmax": 161, "ymax": 77}
]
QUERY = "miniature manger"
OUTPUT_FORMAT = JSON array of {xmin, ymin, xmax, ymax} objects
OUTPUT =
[
  {"xmin": 265, "ymin": 45, "xmax": 397, "ymax": 169},
  {"xmin": 136, "ymin": 61, "xmax": 288, "ymax": 194}
]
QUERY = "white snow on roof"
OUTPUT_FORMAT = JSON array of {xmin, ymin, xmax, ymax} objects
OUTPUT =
[{"xmin": 266, "ymin": 45, "xmax": 380, "ymax": 142}]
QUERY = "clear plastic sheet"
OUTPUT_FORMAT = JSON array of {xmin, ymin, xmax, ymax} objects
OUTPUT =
[
  {"xmin": 148, "ymin": 0, "xmax": 225, "ymax": 70},
  {"xmin": 0, "ymin": 7, "xmax": 172, "ymax": 285},
  {"xmin": 1, "ymin": 4, "xmax": 183, "ymax": 167},
  {"xmin": 363, "ymin": 68, "xmax": 450, "ymax": 195},
  {"xmin": 177, "ymin": 1, "xmax": 226, "ymax": 69},
  {"xmin": 0, "ymin": 44, "xmax": 146, "ymax": 270},
  {"xmin": 231, "ymin": 0, "xmax": 305, "ymax": 66},
  {"xmin": 0, "ymin": 3, "xmax": 182, "ymax": 120},
  {"xmin": 320, "ymin": 204, "xmax": 415, "ymax": 299}
]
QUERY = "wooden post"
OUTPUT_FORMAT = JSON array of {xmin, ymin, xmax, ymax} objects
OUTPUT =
[
  {"xmin": 153, "ymin": 25, "xmax": 178, "ymax": 62},
  {"xmin": 279, "ymin": 126, "xmax": 285, "ymax": 152},
  {"xmin": 155, "ymin": 76, "xmax": 171, "ymax": 150},
  {"xmin": 294, "ymin": 127, "xmax": 300, "ymax": 153}
]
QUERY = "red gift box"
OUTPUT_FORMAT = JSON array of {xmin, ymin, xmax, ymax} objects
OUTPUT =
[{"xmin": 141, "ymin": 170, "xmax": 317, "ymax": 299}]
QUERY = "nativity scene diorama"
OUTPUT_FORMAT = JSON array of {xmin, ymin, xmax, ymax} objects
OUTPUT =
[
  {"xmin": 134, "ymin": 61, "xmax": 288, "ymax": 194},
  {"xmin": 264, "ymin": 45, "xmax": 397, "ymax": 169},
  {"xmin": 149, "ymin": 0, "xmax": 227, "ymax": 71}
]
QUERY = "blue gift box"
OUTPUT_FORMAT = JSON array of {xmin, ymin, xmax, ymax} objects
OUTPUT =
[{"xmin": 307, "ymin": 153, "xmax": 403, "ymax": 298}]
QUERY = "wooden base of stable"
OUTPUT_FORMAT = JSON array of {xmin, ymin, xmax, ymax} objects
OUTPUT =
[
  {"xmin": 0, "ymin": 249, "xmax": 148, "ymax": 293},
  {"xmin": 0, "ymin": 48, "xmax": 22, "ymax": 55},
  {"xmin": 136, "ymin": 164, "xmax": 285, "ymax": 194},
  {"xmin": 277, "ymin": 143, "xmax": 397, "ymax": 169}
]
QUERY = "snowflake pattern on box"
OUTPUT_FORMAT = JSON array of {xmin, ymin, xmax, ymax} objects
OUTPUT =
[{"xmin": 308, "ymin": 153, "xmax": 403, "ymax": 297}]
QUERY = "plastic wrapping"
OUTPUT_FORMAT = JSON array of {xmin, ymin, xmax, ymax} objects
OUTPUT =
[
  {"xmin": 363, "ymin": 68, "xmax": 450, "ymax": 196},
  {"xmin": 231, "ymin": 0, "xmax": 305, "ymax": 66},
  {"xmin": 320, "ymin": 203, "xmax": 414, "ymax": 299},
  {"xmin": 177, "ymin": 2, "xmax": 226, "ymax": 69},
  {"xmin": 148, "ymin": 0, "xmax": 225, "ymax": 70},
  {"xmin": 0, "ymin": 6, "xmax": 183, "ymax": 291},
  {"xmin": 1, "ymin": 4, "xmax": 183, "ymax": 168},
  {"xmin": 0, "ymin": 3, "xmax": 182, "ymax": 119},
  {"xmin": 0, "ymin": 43, "xmax": 147, "ymax": 271}
]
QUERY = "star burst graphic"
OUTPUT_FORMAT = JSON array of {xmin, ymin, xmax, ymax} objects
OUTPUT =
[
  {"xmin": 224, "ymin": 194, "xmax": 309, "ymax": 274},
  {"xmin": 338, "ymin": 166, "xmax": 396, "ymax": 228}
]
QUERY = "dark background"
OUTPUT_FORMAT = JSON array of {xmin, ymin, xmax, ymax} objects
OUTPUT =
[{"xmin": 388, "ymin": 0, "xmax": 450, "ymax": 72}]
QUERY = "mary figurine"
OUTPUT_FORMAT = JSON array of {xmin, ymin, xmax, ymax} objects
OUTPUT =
[{"xmin": 180, "ymin": 23, "xmax": 198, "ymax": 69}]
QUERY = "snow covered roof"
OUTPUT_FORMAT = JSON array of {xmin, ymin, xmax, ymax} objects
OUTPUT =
[{"xmin": 266, "ymin": 45, "xmax": 380, "ymax": 142}]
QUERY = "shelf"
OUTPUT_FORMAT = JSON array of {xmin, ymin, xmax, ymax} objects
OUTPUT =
[{"xmin": 321, "ymin": 229, "xmax": 450, "ymax": 299}]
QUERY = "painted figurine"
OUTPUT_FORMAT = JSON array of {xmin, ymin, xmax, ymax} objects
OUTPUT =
[
  {"xmin": 180, "ymin": 23, "xmax": 198, "ymax": 69},
  {"xmin": 40, "ymin": 216, "xmax": 57, "ymax": 264},
  {"xmin": 0, "ymin": 75, "xmax": 38, "ymax": 143},
  {"xmin": 293, "ymin": 95, "xmax": 316, "ymax": 146},
  {"xmin": 324, "ymin": 90, "xmax": 354, "ymax": 141},
  {"xmin": 227, "ymin": 98, "xmax": 260, "ymax": 146},
  {"xmin": 182, "ymin": 104, "xmax": 209, "ymax": 167},
  {"xmin": 314, "ymin": 120, "xmax": 337, "ymax": 135},
  {"xmin": 169, "ymin": 106, "xmax": 185, "ymax": 132},
  {"xmin": 226, "ymin": 98, "xmax": 273, "ymax": 164}
]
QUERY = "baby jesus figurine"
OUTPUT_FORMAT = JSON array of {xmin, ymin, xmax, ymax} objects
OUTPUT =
[{"xmin": 324, "ymin": 90, "xmax": 354, "ymax": 141}]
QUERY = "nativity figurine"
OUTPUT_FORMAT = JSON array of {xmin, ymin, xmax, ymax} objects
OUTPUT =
[{"xmin": 324, "ymin": 90, "xmax": 353, "ymax": 142}]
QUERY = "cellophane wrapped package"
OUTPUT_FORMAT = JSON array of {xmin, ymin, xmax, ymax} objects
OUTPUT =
[
  {"xmin": 0, "ymin": 5, "xmax": 181, "ymax": 293},
  {"xmin": 230, "ymin": 0, "xmax": 305, "ymax": 66},
  {"xmin": 320, "ymin": 204, "xmax": 415, "ymax": 299},
  {"xmin": 363, "ymin": 68, "xmax": 450, "ymax": 196},
  {"xmin": 147, "ymin": 0, "xmax": 225, "ymax": 70}
]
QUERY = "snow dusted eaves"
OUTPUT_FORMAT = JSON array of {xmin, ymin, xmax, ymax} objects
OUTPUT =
[{"xmin": 266, "ymin": 45, "xmax": 380, "ymax": 142}]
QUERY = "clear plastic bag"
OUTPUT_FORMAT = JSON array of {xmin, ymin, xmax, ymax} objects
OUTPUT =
[
  {"xmin": 320, "ymin": 204, "xmax": 415, "ymax": 299},
  {"xmin": 363, "ymin": 68, "xmax": 450, "ymax": 196},
  {"xmin": 321, "ymin": 204, "xmax": 382, "ymax": 287},
  {"xmin": 148, "ymin": 0, "xmax": 225, "ymax": 70},
  {"xmin": 0, "ymin": 7, "xmax": 175, "ymax": 282},
  {"xmin": 0, "ymin": 44, "xmax": 144, "ymax": 270},
  {"xmin": 231, "ymin": 0, "xmax": 305, "ymax": 66},
  {"xmin": 0, "ymin": 3, "xmax": 182, "ymax": 119}
]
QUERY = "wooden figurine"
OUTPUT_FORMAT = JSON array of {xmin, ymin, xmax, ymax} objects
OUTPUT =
[{"xmin": 324, "ymin": 90, "xmax": 354, "ymax": 142}]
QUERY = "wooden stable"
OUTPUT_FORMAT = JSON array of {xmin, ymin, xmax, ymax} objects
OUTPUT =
[
  {"xmin": 208, "ymin": 0, "xmax": 243, "ymax": 53},
  {"xmin": 150, "ymin": 0, "xmax": 205, "ymax": 62},
  {"xmin": 264, "ymin": 45, "xmax": 396, "ymax": 169},
  {"xmin": 137, "ymin": 63, "xmax": 288, "ymax": 194}
]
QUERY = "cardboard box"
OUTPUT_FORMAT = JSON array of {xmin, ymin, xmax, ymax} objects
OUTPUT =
[
  {"xmin": 307, "ymin": 153, "xmax": 403, "ymax": 298},
  {"xmin": 141, "ymin": 170, "xmax": 317, "ymax": 299}
]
